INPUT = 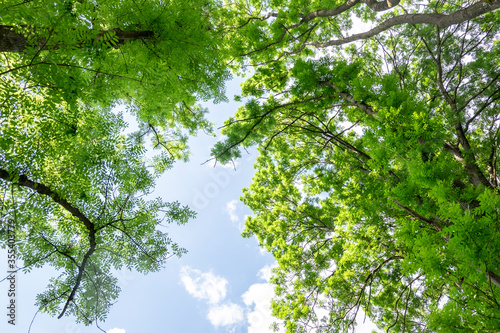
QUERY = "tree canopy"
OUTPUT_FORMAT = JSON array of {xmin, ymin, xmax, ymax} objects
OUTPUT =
[
  {"xmin": 1, "ymin": 0, "xmax": 231, "ymax": 156},
  {"xmin": 214, "ymin": 0, "xmax": 500, "ymax": 331},
  {"xmin": 2, "ymin": 0, "xmax": 500, "ymax": 330},
  {"xmin": 0, "ymin": 0, "xmax": 229, "ymax": 325}
]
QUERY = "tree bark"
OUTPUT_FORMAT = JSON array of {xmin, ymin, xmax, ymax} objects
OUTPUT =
[
  {"xmin": 486, "ymin": 270, "xmax": 500, "ymax": 289},
  {"xmin": 0, "ymin": 168, "xmax": 94, "ymax": 230},
  {"xmin": 0, "ymin": 25, "xmax": 154, "ymax": 52},
  {"xmin": 443, "ymin": 141, "xmax": 492, "ymax": 188},
  {"xmin": 0, "ymin": 167, "xmax": 97, "ymax": 318},
  {"xmin": 308, "ymin": 0, "xmax": 500, "ymax": 48}
]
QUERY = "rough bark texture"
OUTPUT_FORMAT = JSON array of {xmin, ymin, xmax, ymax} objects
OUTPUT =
[
  {"xmin": 0, "ymin": 25, "xmax": 154, "ymax": 52},
  {"xmin": 443, "ymin": 142, "xmax": 493, "ymax": 188}
]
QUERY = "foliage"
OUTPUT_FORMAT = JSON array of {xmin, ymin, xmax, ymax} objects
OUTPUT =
[
  {"xmin": 0, "ymin": 100, "xmax": 194, "ymax": 323},
  {"xmin": 0, "ymin": 0, "xmax": 229, "ymax": 325},
  {"xmin": 1, "ymin": 0, "xmax": 231, "ymax": 159},
  {"xmin": 215, "ymin": 0, "xmax": 500, "ymax": 331}
]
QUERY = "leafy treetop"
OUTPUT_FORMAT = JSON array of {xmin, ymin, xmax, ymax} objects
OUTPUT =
[
  {"xmin": 214, "ymin": 0, "xmax": 500, "ymax": 331},
  {"xmin": 0, "ymin": 0, "xmax": 230, "ymax": 326}
]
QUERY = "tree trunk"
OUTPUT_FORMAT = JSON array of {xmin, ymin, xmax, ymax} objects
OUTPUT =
[
  {"xmin": 0, "ymin": 25, "xmax": 154, "ymax": 52},
  {"xmin": 486, "ymin": 270, "xmax": 500, "ymax": 289}
]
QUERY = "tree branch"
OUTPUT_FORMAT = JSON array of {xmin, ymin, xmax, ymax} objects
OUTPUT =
[
  {"xmin": 391, "ymin": 199, "xmax": 444, "ymax": 232},
  {"xmin": 319, "ymin": 81, "xmax": 378, "ymax": 118},
  {"xmin": 297, "ymin": 0, "xmax": 399, "ymax": 27},
  {"xmin": 307, "ymin": 1, "xmax": 500, "ymax": 48},
  {"xmin": 209, "ymin": 93, "xmax": 337, "ymax": 162},
  {"xmin": 57, "ymin": 231, "xmax": 96, "ymax": 319},
  {"xmin": 0, "ymin": 168, "xmax": 94, "ymax": 230},
  {"xmin": 448, "ymin": 123, "xmax": 493, "ymax": 188},
  {"xmin": 0, "ymin": 168, "xmax": 97, "ymax": 319},
  {"xmin": 485, "ymin": 270, "xmax": 500, "ymax": 289},
  {"xmin": 0, "ymin": 25, "xmax": 154, "ymax": 52},
  {"xmin": 298, "ymin": 0, "xmax": 360, "ymax": 25}
]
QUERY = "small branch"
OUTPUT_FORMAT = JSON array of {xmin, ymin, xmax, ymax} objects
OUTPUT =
[
  {"xmin": 209, "ymin": 93, "xmax": 337, "ymax": 162},
  {"xmin": 228, "ymin": 12, "xmax": 278, "ymax": 30},
  {"xmin": 323, "ymin": 130, "xmax": 372, "ymax": 160},
  {"xmin": 464, "ymin": 89, "xmax": 500, "ymax": 132},
  {"xmin": 108, "ymin": 224, "xmax": 160, "ymax": 265},
  {"xmin": 319, "ymin": 81, "xmax": 378, "ymax": 118},
  {"xmin": 391, "ymin": 199, "xmax": 444, "ymax": 232},
  {"xmin": 386, "ymin": 275, "xmax": 422, "ymax": 332},
  {"xmin": 349, "ymin": 255, "xmax": 404, "ymax": 326},
  {"xmin": 0, "ymin": 250, "xmax": 57, "ymax": 282}
]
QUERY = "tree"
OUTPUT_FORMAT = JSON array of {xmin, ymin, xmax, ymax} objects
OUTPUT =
[
  {"xmin": 0, "ymin": 102, "xmax": 195, "ymax": 324},
  {"xmin": 0, "ymin": 0, "xmax": 229, "ymax": 325},
  {"xmin": 214, "ymin": 0, "xmax": 500, "ymax": 331},
  {"xmin": 1, "ymin": 0, "xmax": 231, "ymax": 158}
]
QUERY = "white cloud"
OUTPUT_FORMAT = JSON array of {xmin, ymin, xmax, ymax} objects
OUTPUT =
[
  {"xmin": 220, "ymin": 160, "xmax": 239, "ymax": 169},
  {"xmin": 207, "ymin": 302, "xmax": 245, "ymax": 327},
  {"xmin": 180, "ymin": 267, "xmax": 246, "ymax": 329},
  {"xmin": 242, "ymin": 283, "xmax": 279, "ymax": 333},
  {"xmin": 259, "ymin": 247, "xmax": 268, "ymax": 256},
  {"xmin": 257, "ymin": 264, "xmax": 276, "ymax": 282},
  {"xmin": 226, "ymin": 199, "xmax": 240, "ymax": 222},
  {"xmin": 180, "ymin": 266, "xmax": 228, "ymax": 304},
  {"xmin": 238, "ymin": 263, "xmax": 281, "ymax": 332},
  {"xmin": 179, "ymin": 264, "xmax": 284, "ymax": 332},
  {"xmin": 107, "ymin": 329, "xmax": 126, "ymax": 333}
]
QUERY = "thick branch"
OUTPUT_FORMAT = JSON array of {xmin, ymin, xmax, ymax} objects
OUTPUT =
[
  {"xmin": 57, "ymin": 240, "xmax": 96, "ymax": 319},
  {"xmin": 456, "ymin": 117, "xmax": 496, "ymax": 187},
  {"xmin": 362, "ymin": 0, "xmax": 401, "ymax": 12},
  {"xmin": 299, "ymin": 0, "xmax": 360, "ymax": 24},
  {"xmin": 0, "ymin": 168, "xmax": 94, "ymax": 230},
  {"xmin": 486, "ymin": 271, "xmax": 500, "ymax": 289},
  {"xmin": 299, "ymin": 0, "xmax": 399, "ymax": 26},
  {"xmin": 0, "ymin": 25, "xmax": 154, "ymax": 52},
  {"xmin": 443, "ymin": 129, "xmax": 492, "ymax": 189},
  {"xmin": 307, "ymin": 1, "xmax": 500, "ymax": 48},
  {"xmin": 0, "ymin": 168, "xmax": 97, "ymax": 318}
]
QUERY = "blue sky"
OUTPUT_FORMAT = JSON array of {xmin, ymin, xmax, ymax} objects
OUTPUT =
[{"xmin": 0, "ymin": 77, "xmax": 379, "ymax": 333}]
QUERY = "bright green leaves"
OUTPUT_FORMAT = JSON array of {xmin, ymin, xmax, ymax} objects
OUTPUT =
[
  {"xmin": 0, "ymin": 0, "xmax": 231, "ymax": 325},
  {"xmin": 0, "ymin": 93, "xmax": 194, "ymax": 322},
  {"xmin": 1, "ymin": 0, "xmax": 231, "ymax": 156},
  {"xmin": 216, "ymin": 0, "xmax": 500, "ymax": 331}
]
